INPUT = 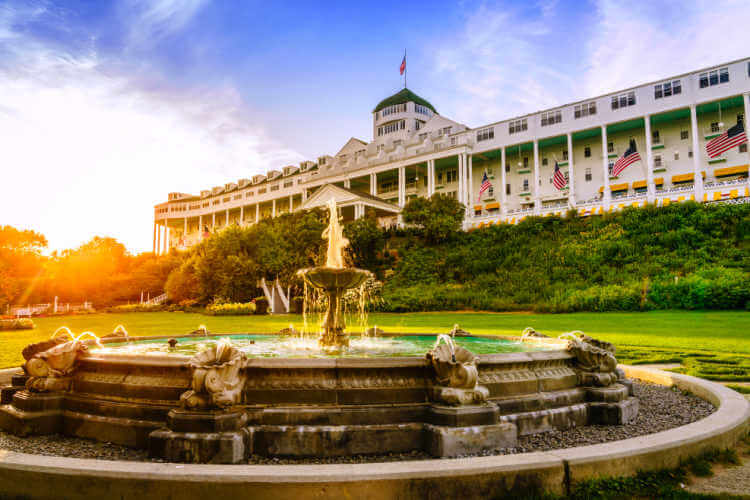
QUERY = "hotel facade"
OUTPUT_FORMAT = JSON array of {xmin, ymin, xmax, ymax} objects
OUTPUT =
[{"xmin": 153, "ymin": 58, "xmax": 750, "ymax": 253}]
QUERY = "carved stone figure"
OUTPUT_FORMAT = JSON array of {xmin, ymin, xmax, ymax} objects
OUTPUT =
[
  {"xmin": 448, "ymin": 324, "xmax": 471, "ymax": 337},
  {"xmin": 566, "ymin": 335, "xmax": 618, "ymax": 387},
  {"xmin": 180, "ymin": 338, "xmax": 246, "ymax": 409},
  {"xmin": 426, "ymin": 335, "xmax": 488, "ymax": 405},
  {"xmin": 25, "ymin": 340, "xmax": 88, "ymax": 392}
]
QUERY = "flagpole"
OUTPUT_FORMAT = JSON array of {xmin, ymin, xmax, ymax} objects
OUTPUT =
[{"xmin": 404, "ymin": 49, "xmax": 407, "ymax": 89}]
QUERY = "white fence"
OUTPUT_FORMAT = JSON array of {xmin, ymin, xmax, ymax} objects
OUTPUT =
[{"xmin": 8, "ymin": 298, "xmax": 93, "ymax": 317}]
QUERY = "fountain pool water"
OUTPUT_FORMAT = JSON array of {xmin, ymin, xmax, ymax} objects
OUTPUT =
[{"xmin": 92, "ymin": 333, "xmax": 555, "ymax": 358}]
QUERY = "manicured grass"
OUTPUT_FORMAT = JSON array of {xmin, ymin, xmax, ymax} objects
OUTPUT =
[{"xmin": 1, "ymin": 311, "xmax": 749, "ymax": 382}]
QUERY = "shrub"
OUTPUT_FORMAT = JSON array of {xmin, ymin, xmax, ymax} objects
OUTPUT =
[
  {"xmin": 205, "ymin": 301, "xmax": 256, "ymax": 316},
  {"xmin": 254, "ymin": 296, "xmax": 269, "ymax": 315},
  {"xmin": 291, "ymin": 296, "xmax": 304, "ymax": 314},
  {"xmin": 108, "ymin": 303, "xmax": 165, "ymax": 313},
  {"xmin": 0, "ymin": 318, "xmax": 35, "ymax": 331}
]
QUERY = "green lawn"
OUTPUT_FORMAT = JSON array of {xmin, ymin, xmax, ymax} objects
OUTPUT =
[{"xmin": 2, "ymin": 310, "xmax": 749, "ymax": 381}]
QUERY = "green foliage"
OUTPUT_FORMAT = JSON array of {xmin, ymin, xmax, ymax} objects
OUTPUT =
[
  {"xmin": 205, "ymin": 301, "xmax": 256, "ymax": 316},
  {"xmin": 344, "ymin": 212, "xmax": 384, "ymax": 272},
  {"xmin": 401, "ymin": 193, "xmax": 465, "ymax": 243},
  {"xmin": 108, "ymin": 303, "xmax": 166, "ymax": 313},
  {"xmin": 0, "ymin": 318, "xmax": 35, "ymax": 331}
]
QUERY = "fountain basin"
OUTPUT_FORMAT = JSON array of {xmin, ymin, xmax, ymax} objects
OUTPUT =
[
  {"xmin": 298, "ymin": 267, "xmax": 371, "ymax": 291},
  {"xmin": 0, "ymin": 331, "xmax": 638, "ymax": 463}
]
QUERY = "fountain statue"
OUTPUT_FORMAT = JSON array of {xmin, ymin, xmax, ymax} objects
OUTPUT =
[{"xmin": 298, "ymin": 199, "xmax": 371, "ymax": 347}]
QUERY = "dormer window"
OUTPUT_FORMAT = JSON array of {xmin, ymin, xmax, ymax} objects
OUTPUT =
[
  {"xmin": 381, "ymin": 103, "xmax": 407, "ymax": 117},
  {"xmin": 415, "ymin": 103, "xmax": 432, "ymax": 116}
]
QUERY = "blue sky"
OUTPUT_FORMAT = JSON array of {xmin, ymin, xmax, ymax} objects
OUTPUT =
[{"xmin": 2, "ymin": 0, "xmax": 749, "ymax": 252}]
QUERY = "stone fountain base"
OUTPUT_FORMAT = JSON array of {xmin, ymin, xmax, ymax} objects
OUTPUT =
[{"xmin": 0, "ymin": 335, "xmax": 639, "ymax": 462}]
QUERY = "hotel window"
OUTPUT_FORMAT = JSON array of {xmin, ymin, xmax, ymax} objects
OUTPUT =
[
  {"xmin": 654, "ymin": 80, "xmax": 681, "ymax": 99},
  {"xmin": 270, "ymin": 185, "xmax": 279, "ymax": 192},
  {"xmin": 283, "ymin": 181, "xmax": 293, "ymax": 188},
  {"xmin": 415, "ymin": 104, "xmax": 432, "ymax": 116},
  {"xmin": 674, "ymin": 151, "xmax": 680, "ymax": 160},
  {"xmin": 541, "ymin": 110, "xmax": 562, "ymax": 126},
  {"xmin": 381, "ymin": 103, "xmax": 407, "ymax": 117},
  {"xmin": 711, "ymin": 122, "xmax": 721, "ymax": 133},
  {"xmin": 608, "ymin": 161, "xmax": 614, "ymax": 176},
  {"xmin": 654, "ymin": 155, "xmax": 662, "ymax": 168},
  {"xmin": 585, "ymin": 168, "xmax": 592, "ymax": 181},
  {"xmin": 506, "ymin": 184, "xmax": 511, "ymax": 195},
  {"xmin": 699, "ymin": 67, "xmax": 729, "ymax": 88},
  {"xmin": 688, "ymin": 150, "xmax": 693, "ymax": 158},
  {"xmin": 258, "ymin": 188, "xmax": 266, "ymax": 194},
  {"xmin": 212, "ymin": 200, "xmax": 220, "ymax": 205},
  {"xmin": 584, "ymin": 146, "xmax": 591, "ymax": 158},
  {"xmin": 488, "ymin": 186, "xmax": 494, "ymax": 197},
  {"xmin": 443, "ymin": 126, "xmax": 452, "ymax": 135},
  {"xmin": 509, "ymin": 119, "xmax": 527, "ymax": 134},
  {"xmin": 234, "ymin": 195, "xmax": 242, "ymax": 200},
  {"xmin": 393, "ymin": 140, "xmax": 402, "ymax": 147},
  {"xmin": 681, "ymin": 130, "xmax": 689, "ymax": 140},
  {"xmin": 522, "ymin": 179, "xmax": 529, "ymax": 191},
  {"xmin": 607, "ymin": 142, "xmax": 614, "ymax": 153},
  {"xmin": 419, "ymin": 132, "xmax": 428, "ymax": 141},
  {"xmin": 476, "ymin": 127, "xmax": 494, "ymax": 142},
  {"xmin": 542, "ymin": 158, "xmax": 548, "ymax": 166},
  {"xmin": 652, "ymin": 130, "xmax": 661, "ymax": 144},
  {"xmin": 450, "ymin": 137, "xmax": 457, "ymax": 145},
  {"xmin": 562, "ymin": 150, "xmax": 568, "ymax": 160},
  {"xmin": 223, "ymin": 197, "xmax": 230, "ymax": 202},
  {"xmin": 611, "ymin": 91, "xmax": 636, "ymax": 110},
  {"xmin": 377, "ymin": 120, "xmax": 406, "ymax": 136},
  {"xmin": 246, "ymin": 191, "xmax": 254, "ymax": 197},
  {"xmin": 446, "ymin": 169, "xmax": 458, "ymax": 183},
  {"xmin": 505, "ymin": 164, "xmax": 510, "ymax": 173},
  {"xmin": 574, "ymin": 101, "xmax": 596, "ymax": 119},
  {"xmin": 523, "ymin": 157, "xmax": 529, "ymax": 168},
  {"xmin": 740, "ymin": 143, "xmax": 748, "ymax": 153}
]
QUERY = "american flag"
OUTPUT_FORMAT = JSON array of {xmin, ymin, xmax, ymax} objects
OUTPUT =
[
  {"xmin": 477, "ymin": 171, "xmax": 492, "ymax": 201},
  {"xmin": 611, "ymin": 139, "xmax": 641, "ymax": 177},
  {"xmin": 400, "ymin": 55, "xmax": 406, "ymax": 75},
  {"xmin": 706, "ymin": 117, "xmax": 747, "ymax": 158},
  {"xmin": 552, "ymin": 161, "xmax": 567, "ymax": 190}
]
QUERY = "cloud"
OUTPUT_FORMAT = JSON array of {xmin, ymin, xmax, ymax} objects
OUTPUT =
[
  {"xmin": 0, "ymin": 2, "xmax": 303, "ymax": 253},
  {"xmin": 433, "ymin": 0, "xmax": 750, "ymax": 127},
  {"xmin": 123, "ymin": 0, "xmax": 208, "ymax": 49}
]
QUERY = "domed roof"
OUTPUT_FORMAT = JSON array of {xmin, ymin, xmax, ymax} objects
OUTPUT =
[{"xmin": 373, "ymin": 88, "xmax": 437, "ymax": 114}]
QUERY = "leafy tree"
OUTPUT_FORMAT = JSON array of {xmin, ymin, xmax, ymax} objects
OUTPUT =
[
  {"xmin": 401, "ymin": 194, "xmax": 465, "ymax": 243},
  {"xmin": 344, "ymin": 210, "xmax": 384, "ymax": 272}
]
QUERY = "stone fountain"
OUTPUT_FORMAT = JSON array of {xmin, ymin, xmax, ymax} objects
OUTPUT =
[{"xmin": 298, "ymin": 199, "xmax": 371, "ymax": 348}]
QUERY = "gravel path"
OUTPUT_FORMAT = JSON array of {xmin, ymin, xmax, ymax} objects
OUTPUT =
[{"xmin": 0, "ymin": 381, "xmax": 715, "ymax": 464}]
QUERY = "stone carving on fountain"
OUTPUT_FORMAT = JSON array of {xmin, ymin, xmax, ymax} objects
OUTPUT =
[
  {"xmin": 24, "ymin": 332, "xmax": 96, "ymax": 393},
  {"xmin": 180, "ymin": 338, "xmax": 246, "ymax": 409},
  {"xmin": 565, "ymin": 333, "xmax": 618, "ymax": 387},
  {"xmin": 426, "ymin": 335, "xmax": 489, "ymax": 406}
]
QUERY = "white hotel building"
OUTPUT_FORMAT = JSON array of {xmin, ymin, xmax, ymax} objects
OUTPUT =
[{"xmin": 153, "ymin": 58, "xmax": 750, "ymax": 253}]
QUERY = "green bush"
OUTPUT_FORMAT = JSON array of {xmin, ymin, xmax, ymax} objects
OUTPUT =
[
  {"xmin": 254, "ymin": 296, "xmax": 269, "ymax": 315},
  {"xmin": 0, "ymin": 318, "xmax": 35, "ymax": 331},
  {"xmin": 205, "ymin": 301, "xmax": 256, "ymax": 316},
  {"xmin": 291, "ymin": 296, "xmax": 304, "ymax": 314},
  {"xmin": 108, "ymin": 303, "xmax": 165, "ymax": 313}
]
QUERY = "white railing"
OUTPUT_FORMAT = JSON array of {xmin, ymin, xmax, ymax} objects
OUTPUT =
[
  {"xmin": 704, "ymin": 178, "xmax": 747, "ymax": 189},
  {"xmin": 144, "ymin": 293, "xmax": 167, "ymax": 306},
  {"xmin": 9, "ymin": 301, "xmax": 93, "ymax": 317}
]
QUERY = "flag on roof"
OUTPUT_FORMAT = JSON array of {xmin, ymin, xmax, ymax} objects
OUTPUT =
[
  {"xmin": 478, "ymin": 171, "xmax": 492, "ymax": 201},
  {"xmin": 706, "ymin": 117, "xmax": 747, "ymax": 158},
  {"xmin": 552, "ymin": 161, "xmax": 567, "ymax": 190},
  {"xmin": 400, "ymin": 55, "xmax": 406, "ymax": 75},
  {"xmin": 612, "ymin": 139, "xmax": 641, "ymax": 177}
]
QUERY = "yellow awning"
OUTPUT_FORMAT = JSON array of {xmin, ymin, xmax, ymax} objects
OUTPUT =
[
  {"xmin": 672, "ymin": 173, "xmax": 694, "ymax": 183},
  {"xmin": 655, "ymin": 177, "xmax": 664, "ymax": 185},
  {"xmin": 474, "ymin": 205, "xmax": 483, "ymax": 211},
  {"xmin": 714, "ymin": 164, "xmax": 749, "ymax": 177},
  {"xmin": 485, "ymin": 202, "xmax": 500, "ymax": 210},
  {"xmin": 611, "ymin": 183, "xmax": 628, "ymax": 192},
  {"xmin": 632, "ymin": 180, "xmax": 647, "ymax": 189}
]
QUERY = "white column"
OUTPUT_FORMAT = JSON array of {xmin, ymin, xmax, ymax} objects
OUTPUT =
[
  {"xmin": 533, "ymin": 140, "xmax": 540, "ymax": 214},
  {"xmin": 370, "ymin": 173, "xmax": 377, "ymax": 196},
  {"xmin": 690, "ymin": 104, "xmax": 704, "ymax": 201},
  {"xmin": 163, "ymin": 224, "xmax": 168, "ymax": 254},
  {"xmin": 289, "ymin": 195, "xmax": 293, "ymax": 212},
  {"xmin": 467, "ymin": 155, "xmax": 474, "ymax": 211},
  {"xmin": 240, "ymin": 206, "xmax": 244, "ymax": 225},
  {"xmin": 255, "ymin": 203, "xmax": 260, "ymax": 222},
  {"xmin": 398, "ymin": 166, "xmax": 405, "ymax": 207},
  {"xmin": 272, "ymin": 199, "xmax": 276, "ymax": 217},
  {"xmin": 644, "ymin": 114, "xmax": 655, "ymax": 203},
  {"xmin": 212, "ymin": 212, "xmax": 216, "ymax": 228},
  {"xmin": 457, "ymin": 154, "xmax": 465, "ymax": 204},
  {"xmin": 225, "ymin": 208, "xmax": 229, "ymax": 226},
  {"xmin": 198, "ymin": 215, "xmax": 203, "ymax": 238},
  {"xmin": 427, "ymin": 160, "xmax": 435, "ymax": 197},
  {"xmin": 183, "ymin": 217, "xmax": 187, "ymax": 236},
  {"xmin": 156, "ymin": 223, "xmax": 161, "ymax": 255},
  {"xmin": 601, "ymin": 126, "xmax": 611, "ymax": 209},
  {"xmin": 567, "ymin": 133, "xmax": 575, "ymax": 207},
  {"xmin": 744, "ymin": 93, "xmax": 750, "ymax": 190},
  {"xmin": 152, "ymin": 222, "xmax": 157, "ymax": 253},
  {"xmin": 344, "ymin": 178, "xmax": 351, "ymax": 189},
  {"xmin": 302, "ymin": 189, "xmax": 308, "ymax": 202},
  {"xmin": 500, "ymin": 148, "xmax": 507, "ymax": 215}
]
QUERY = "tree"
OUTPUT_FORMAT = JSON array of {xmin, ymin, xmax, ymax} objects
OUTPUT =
[
  {"xmin": 344, "ymin": 211, "xmax": 384, "ymax": 272},
  {"xmin": 0, "ymin": 226, "xmax": 47, "ymax": 308},
  {"xmin": 165, "ymin": 259, "xmax": 200, "ymax": 303},
  {"xmin": 401, "ymin": 194, "xmax": 465, "ymax": 243}
]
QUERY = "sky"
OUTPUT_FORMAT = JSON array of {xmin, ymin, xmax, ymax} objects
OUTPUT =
[{"xmin": 2, "ymin": 0, "xmax": 750, "ymax": 253}]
